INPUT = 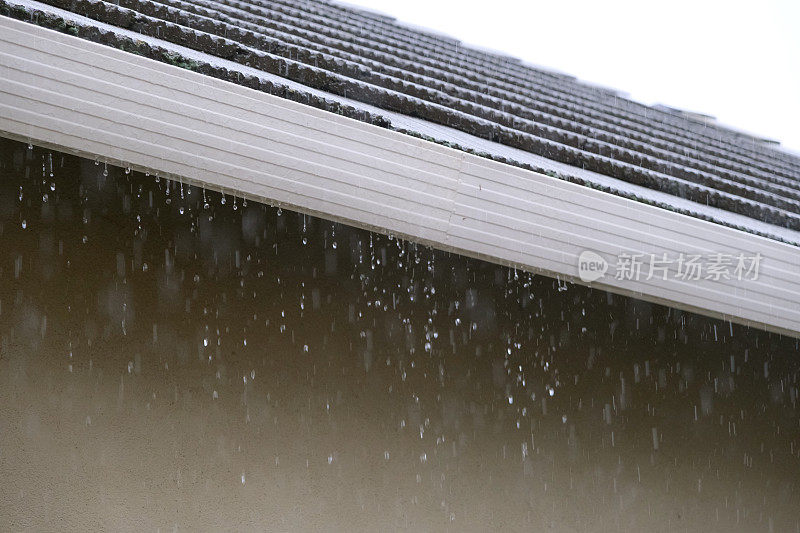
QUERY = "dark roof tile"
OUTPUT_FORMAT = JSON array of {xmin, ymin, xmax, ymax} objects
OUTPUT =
[{"xmin": 5, "ymin": 0, "xmax": 800, "ymax": 234}]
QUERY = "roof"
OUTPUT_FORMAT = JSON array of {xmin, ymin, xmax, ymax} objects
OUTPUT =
[
  {"xmin": 2, "ymin": 0, "xmax": 800, "ymax": 243},
  {"xmin": 1, "ymin": 0, "xmax": 799, "ymax": 337}
]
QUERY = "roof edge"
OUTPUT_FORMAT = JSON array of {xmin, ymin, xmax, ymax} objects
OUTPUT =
[{"xmin": 2, "ymin": 16, "xmax": 799, "ymax": 337}]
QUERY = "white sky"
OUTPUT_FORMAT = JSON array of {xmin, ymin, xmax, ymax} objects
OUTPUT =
[{"xmin": 339, "ymin": 0, "xmax": 800, "ymax": 154}]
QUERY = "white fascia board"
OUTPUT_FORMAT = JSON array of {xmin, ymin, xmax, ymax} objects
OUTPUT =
[{"xmin": 1, "ymin": 17, "xmax": 799, "ymax": 336}]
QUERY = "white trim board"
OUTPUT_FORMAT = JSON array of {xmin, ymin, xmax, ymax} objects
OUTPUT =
[{"xmin": 1, "ymin": 17, "xmax": 799, "ymax": 337}]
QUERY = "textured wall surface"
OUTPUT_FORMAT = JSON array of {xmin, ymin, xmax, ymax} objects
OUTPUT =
[{"xmin": 1, "ymin": 140, "xmax": 799, "ymax": 531}]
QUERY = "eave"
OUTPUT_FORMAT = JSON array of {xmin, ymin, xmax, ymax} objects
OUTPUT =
[{"xmin": 2, "ymin": 16, "xmax": 799, "ymax": 336}]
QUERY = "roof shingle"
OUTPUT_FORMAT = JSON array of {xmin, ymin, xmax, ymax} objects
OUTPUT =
[{"xmin": 4, "ymin": 0, "xmax": 800, "ymax": 235}]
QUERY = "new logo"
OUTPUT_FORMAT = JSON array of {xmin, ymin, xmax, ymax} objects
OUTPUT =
[{"xmin": 578, "ymin": 251, "xmax": 608, "ymax": 282}]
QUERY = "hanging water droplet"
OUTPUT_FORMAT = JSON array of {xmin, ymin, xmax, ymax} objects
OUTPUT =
[
  {"xmin": 50, "ymin": 182, "xmax": 56, "ymax": 191},
  {"xmin": 21, "ymin": 220, "xmax": 27, "ymax": 229}
]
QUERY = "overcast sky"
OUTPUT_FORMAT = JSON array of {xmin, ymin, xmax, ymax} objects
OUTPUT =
[{"xmin": 340, "ymin": 0, "xmax": 800, "ymax": 153}]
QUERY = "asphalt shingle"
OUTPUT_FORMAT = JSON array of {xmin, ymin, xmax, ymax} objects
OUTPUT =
[{"xmin": 3, "ymin": 0, "xmax": 799, "ymax": 235}]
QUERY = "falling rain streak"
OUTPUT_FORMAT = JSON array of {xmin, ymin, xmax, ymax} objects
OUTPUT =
[{"xmin": 0, "ymin": 139, "xmax": 798, "ymax": 530}]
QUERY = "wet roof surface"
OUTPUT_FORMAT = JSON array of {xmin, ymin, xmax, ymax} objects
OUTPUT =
[{"xmin": 3, "ymin": 0, "xmax": 800, "ymax": 241}]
